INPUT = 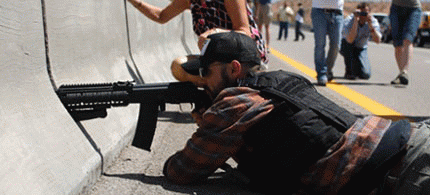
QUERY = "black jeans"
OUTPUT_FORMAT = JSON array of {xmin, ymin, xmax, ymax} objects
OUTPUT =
[
  {"xmin": 295, "ymin": 21, "xmax": 305, "ymax": 40},
  {"xmin": 278, "ymin": 22, "xmax": 289, "ymax": 40},
  {"xmin": 339, "ymin": 39, "xmax": 371, "ymax": 79}
]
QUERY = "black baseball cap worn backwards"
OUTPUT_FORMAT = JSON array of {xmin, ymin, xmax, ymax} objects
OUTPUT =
[{"xmin": 181, "ymin": 31, "xmax": 261, "ymax": 76}]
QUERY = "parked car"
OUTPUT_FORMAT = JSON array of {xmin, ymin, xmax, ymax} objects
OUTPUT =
[
  {"xmin": 380, "ymin": 16, "xmax": 392, "ymax": 43},
  {"xmin": 415, "ymin": 11, "xmax": 430, "ymax": 47},
  {"xmin": 372, "ymin": 13, "xmax": 392, "ymax": 43},
  {"xmin": 372, "ymin": 13, "xmax": 388, "ymax": 24}
]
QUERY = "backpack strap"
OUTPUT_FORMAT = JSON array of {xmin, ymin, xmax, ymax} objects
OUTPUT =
[{"xmin": 240, "ymin": 70, "xmax": 357, "ymax": 132}]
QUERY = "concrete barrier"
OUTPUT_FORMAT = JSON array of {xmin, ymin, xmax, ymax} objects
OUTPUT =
[
  {"xmin": 0, "ymin": 0, "xmax": 196, "ymax": 194},
  {"xmin": 126, "ymin": 1, "xmax": 199, "ymax": 82}
]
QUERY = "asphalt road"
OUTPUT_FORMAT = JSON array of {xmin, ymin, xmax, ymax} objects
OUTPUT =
[
  {"xmin": 86, "ymin": 26, "xmax": 430, "ymax": 195},
  {"xmin": 268, "ymin": 25, "xmax": 430, "ymax": 122}
]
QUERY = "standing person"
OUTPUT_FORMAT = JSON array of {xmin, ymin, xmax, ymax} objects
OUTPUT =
[
  {"xmin": 389, "ymin": 0, "xmax": 422, "ymax": 85},
  {"xmin": 277, "ymin": 1, "xmax": 294, "ymax": 41},
  {"xmin": 294, "ymin": 2, "xmax": 305, "ymax": 41},
  {"xmin": 256, "ymin": 0, "xmax": 273, "ymax": 52},
  {"xmin": 311, "ymin": 0, "xmax": 344, "ymax": 86},
  {"xmin": 340, "ymin": 2, "xmax": 381, "ymax": 80},
  {"xmin": 126, "ymin": 0, "xmax": 268, "ymax": 85}
]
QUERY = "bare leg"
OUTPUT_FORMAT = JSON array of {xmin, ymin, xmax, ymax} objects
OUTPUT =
[
  {"xmin": 258, "ymin": 25, "xmax": 263, "ymax": 38},
  {"xmin": 391, "ymin": 40, "xmax": 412, "ymax": 85},
  {"xmin": 395, "ymin": 39, "xmax": 413, "ymax": 73},
  {"xmin": 265, "ymin": 24, "xmax": 270, "ymax": 49}
]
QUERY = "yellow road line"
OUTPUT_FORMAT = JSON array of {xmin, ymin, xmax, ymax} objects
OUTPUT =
[{"xmin": 270, "ymin": 48, "xmax": 404, "ymax": 118}]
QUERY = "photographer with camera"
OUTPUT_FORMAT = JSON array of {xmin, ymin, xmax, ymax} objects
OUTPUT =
[{"xmin": 340, "ymin": 2, "xmax": 381, "ymax": 80}]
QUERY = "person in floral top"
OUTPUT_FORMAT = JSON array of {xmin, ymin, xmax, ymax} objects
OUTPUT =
[{"xmin": 127, "ymin": 0, "xmax": 268, "ymax": 86}]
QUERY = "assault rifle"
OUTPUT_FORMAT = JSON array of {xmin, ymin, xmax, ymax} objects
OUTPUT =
[{"xmin": 56, "ymin": 81, "xmax": 211, "ymax": 151}]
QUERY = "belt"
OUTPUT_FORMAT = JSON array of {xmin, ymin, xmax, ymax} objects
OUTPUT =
[{"xmin": 321, "ymin": 8, "xmax": 342, "ymax": 15}]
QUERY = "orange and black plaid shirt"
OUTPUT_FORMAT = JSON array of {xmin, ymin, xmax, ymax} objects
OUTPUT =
[
  {"xmin": 164, "ymin": 87, "xmax": 393, "ymax": 192},
  {"xmin": 297, "ymin": 116, "xmax": 392, "ymax": 194},
  {"xmin": 163, "ymin": 87, "xmax": 274, "ymax": 184}
]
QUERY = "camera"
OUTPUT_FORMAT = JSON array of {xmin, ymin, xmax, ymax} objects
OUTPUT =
[{"xmin": 357, "ymin": 11, "xmax": 368, "ymax": 16}]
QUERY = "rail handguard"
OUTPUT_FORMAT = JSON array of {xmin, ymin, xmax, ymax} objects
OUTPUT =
[{"xmin": 56, "ymin": 81, "xmax": 211, "ymax": 151}]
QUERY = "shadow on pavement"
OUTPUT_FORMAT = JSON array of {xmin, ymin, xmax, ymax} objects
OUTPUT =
[
  {"xmin": 329, "ymin": 81, "xmax": 391, "ymax": 86},
  {"xmin": 355, "ymin": 114, "xmax": 429, "ymax": 122},
  {"xmin": 312, "ymin": 78, "xmax": 391, "ymax": 86},
  {"xmin": 103, "ymin": 172, "xmax": 261, "ymax": 195},
  {"xmin": 157, "ymin": 111, "xmax": 195, "ymax": 124}
]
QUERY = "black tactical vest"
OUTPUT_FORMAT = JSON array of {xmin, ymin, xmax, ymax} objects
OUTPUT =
[{"xmin": 235, "ymin": 70, "xmax": 358, "ymax": 193}]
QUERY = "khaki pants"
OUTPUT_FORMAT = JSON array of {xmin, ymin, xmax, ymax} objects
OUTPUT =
[{"xmin": 257, "ymin": 4, "xmax": 272, "ymax": 26}]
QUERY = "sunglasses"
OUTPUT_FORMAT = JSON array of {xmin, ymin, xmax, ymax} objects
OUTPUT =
[
  {"xmin": 199, "ymin": 67, "xmax": 209, "ymax": 78},
  {"xmin": 198, "ymin": 61, "xmax": 226, "ymax": 78}
]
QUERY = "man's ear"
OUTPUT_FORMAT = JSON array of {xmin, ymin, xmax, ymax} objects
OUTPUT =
[{"xmin": 230, "ymin": 60, "xmax": 242, "ymax": 79}]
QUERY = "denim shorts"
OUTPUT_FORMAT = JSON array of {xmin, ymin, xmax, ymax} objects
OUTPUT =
[{"xmin": 389, "ymin": 5, "xmax": 422, "ymax": 47}]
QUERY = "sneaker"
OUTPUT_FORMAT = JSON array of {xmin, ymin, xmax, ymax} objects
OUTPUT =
[
  {"xmin": 327, "ymin": 72, "xmax": 334, "ymax": 81},
  {"xmin": 344, "ymin": 74, "xmax": 357, "ymax": 80},
  {"xmin": 391, "ymin": 73, "xmax": 409, "ymax": 85},
  {"xmin": 317, "ymin": 75, "xmax": 328, "ymax": 86}
]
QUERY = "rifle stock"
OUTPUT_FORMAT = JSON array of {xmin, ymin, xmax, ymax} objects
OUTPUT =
[{"xmin": 56, "ymin": 81, "xmax": 210, "ymax": 151}]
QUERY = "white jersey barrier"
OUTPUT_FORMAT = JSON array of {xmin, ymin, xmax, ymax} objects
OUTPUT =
[{"xmin": 0, "ymin": 0, "xmax": 198, "ymax": 194}]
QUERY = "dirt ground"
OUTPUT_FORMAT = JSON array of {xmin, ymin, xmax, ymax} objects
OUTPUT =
[{"xmin": 270, "ymin": 0, "xmax": 430, "ymax": 27}]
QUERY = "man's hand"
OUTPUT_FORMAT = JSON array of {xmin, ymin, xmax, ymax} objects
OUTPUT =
[
  {"xmin": 191, "ymin": 107, "xmax": 206, "ymax": 127},
  {"xmin": 365, "ymin": 15, "xmax": 373, "ymax": 24}
]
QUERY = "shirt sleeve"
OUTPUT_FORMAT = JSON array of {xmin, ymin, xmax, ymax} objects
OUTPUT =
[
  {"xmin": 163, "ymin": 87, "xmax": 274, "ymax": 184},
  {"xmin": 342, "ymin": 14, "xmax": 354, "ymax": 38},
  {"xmin": 371, "ymin": 16, "xmax": 381, "ymax": 33}
]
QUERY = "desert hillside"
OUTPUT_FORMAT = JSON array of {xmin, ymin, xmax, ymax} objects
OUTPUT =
[{"xmin": 270, "ymin": 0, "xmax": 430, "ymax": 27}]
